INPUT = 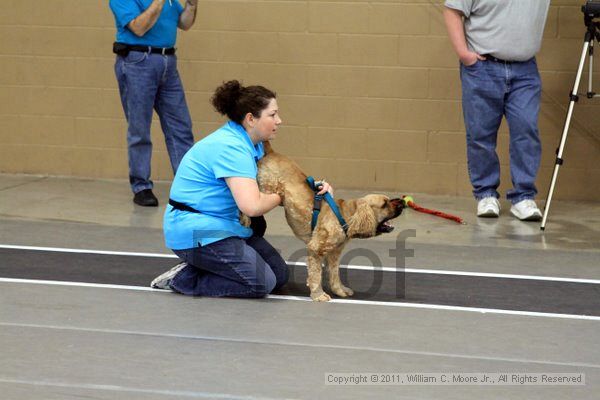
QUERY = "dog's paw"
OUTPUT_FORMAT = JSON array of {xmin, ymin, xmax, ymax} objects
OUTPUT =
[
  {"xmin": 311, "ymin": 292, "xmax": 332, "ymax": 302},
  {"xmin": 332, "ymin": 285, "xmax": 354, "ymax": 298}
]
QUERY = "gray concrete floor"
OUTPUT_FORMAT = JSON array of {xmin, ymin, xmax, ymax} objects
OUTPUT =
[{"xmin": 0, "ymin": 173, "xmax": 599, "ymax": 399}]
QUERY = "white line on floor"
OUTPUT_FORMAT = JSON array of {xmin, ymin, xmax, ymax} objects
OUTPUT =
[
  {"xmin": 0, "ymin": 244, "xmax": 177, "ymax": 258},
  {"xmin": 2, "ymin": 243, "xmax": 600, "ymax": 285},
  {"xmin": 2, "ymin": 277, "xmax": 600, "ymax": 322},
  {"xmin": 2, "ymin": 322, "xmax": 599, "ymax": 369},
  {"xmin": 0, "ymin": 277, "xmax": 158, "ymax": 292},
  {"xmin": 0, "ymin": 378, "xmax": 280, "ymax": 400}
]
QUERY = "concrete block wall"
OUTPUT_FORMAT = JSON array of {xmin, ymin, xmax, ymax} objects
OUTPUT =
[{"xmin": 1, "ymin": 0, "xmax": 599, "ymax": 200}]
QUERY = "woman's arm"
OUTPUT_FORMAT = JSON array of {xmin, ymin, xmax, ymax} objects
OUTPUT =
[{"xmin": 226, "ymin": 177, "xmax": 281, "ymax": 217}]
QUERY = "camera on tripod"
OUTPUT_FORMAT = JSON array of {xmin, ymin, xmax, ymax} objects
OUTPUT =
[{"xmin": 583, "ymin": 1, "xmax": 600, "ymax": 20}]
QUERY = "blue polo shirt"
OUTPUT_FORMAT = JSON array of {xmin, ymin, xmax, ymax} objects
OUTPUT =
[
  {"xmin": 164, "ymin": 122, "xmax": 265, "ymax": 249},
  {"xmin": 109, "ymin": 0, "xmax": 183, "ymax": 47}
]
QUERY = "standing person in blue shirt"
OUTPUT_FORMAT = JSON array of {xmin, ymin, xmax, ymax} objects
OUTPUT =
[
  {"xmin": 109, "ymin": 0, "xmax": 197, "ymax": 206},
  {"xmin": 151, "ymin": 80, "xmax": 333, "ymax": 298},
  {"xmin": 444, "ymin": 0, "xmax": 550, "ymax": 221}
]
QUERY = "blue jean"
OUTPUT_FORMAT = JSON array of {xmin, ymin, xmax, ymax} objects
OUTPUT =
[
  {"xmin": 115, "ymin": 52, "xmax": 194, "ymax": 194},
  {"xmin": 460, "ymin": 58, "xmax": 542, "ymax": 204},
  {"xmin": 170, "ymin": 236, "xmax": 289, "ymax": 298}
]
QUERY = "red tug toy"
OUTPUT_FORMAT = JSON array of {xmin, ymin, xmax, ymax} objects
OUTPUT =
[{"xmin": 401, "ymin": 195, "xmax": 466, "ymax": 225}]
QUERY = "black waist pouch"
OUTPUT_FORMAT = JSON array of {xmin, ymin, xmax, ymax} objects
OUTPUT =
[
  {"xmin": 113, "ymin": 42, "xmax": 130, "ymax": 57},
  {"xmin": 250, "ymin": 216, "xmax": 267, "ymax": 237}
]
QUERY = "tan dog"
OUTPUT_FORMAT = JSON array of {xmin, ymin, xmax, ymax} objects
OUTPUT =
[{"xmin": 255, "ymin": 142, "xmax": 404, "ymax": 302}]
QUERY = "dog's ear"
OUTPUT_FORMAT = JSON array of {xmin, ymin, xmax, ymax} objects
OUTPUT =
[{"xmin": 346, "ymin": 199, "xmax": 377, "ymax": 238}]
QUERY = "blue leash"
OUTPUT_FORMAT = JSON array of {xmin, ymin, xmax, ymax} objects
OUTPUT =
[{"xmin": 306, "ymin": 176, "xmax": 348, "ymax": 234}]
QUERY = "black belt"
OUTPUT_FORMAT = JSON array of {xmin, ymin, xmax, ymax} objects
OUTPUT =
[
  {"xmin": 483, "ymin": 54, "xmax": 518, "ymax": 64},
  {"xmin": 169, "ymin": 199, "xmax": 200, "ymax": 213},
  {"xmin": 170, "ymin": 198, "xmax": 267, "ymax": 237},
  {"xmin": 128, "ymin": 45, "xmax": 176, "ymax": 55},
  {"xmin": 113, "ymin": 42, "xmax": 176, "ymax": 56}
]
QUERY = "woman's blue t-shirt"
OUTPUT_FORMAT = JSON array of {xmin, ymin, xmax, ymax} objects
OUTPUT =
[{"xmin": 163, "ymin": 121, "xmax": 265, "ymax": 249}]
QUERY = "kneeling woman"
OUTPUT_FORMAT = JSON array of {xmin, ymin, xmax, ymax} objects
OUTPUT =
[{"xmin": 151, "ymin": 80, "xmax": 331, "ymax": 298}]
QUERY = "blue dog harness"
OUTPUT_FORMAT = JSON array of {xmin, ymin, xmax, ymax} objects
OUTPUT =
[{"xmin": 306, "ymin": 176, "xmax": 348, "ymax": 234}]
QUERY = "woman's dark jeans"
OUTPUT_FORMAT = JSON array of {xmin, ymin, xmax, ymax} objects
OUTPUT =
[{"xmin": 171, "ymin": 236, "xmax": 289, "ymax": 298}]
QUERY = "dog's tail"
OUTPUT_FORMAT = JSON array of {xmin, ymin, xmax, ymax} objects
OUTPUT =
[{"xmin": 263, "ymin": 140, "xmax": 274, "ymax": 155}]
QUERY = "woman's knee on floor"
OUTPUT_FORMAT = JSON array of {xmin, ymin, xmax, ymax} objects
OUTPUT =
[
  {"xmin": 247, "ymin": 266, "xmax": 277, "ymax": 298},
  {"xmin": 273, "ymin": 263, "xmax": 289, "ymax": 290}
]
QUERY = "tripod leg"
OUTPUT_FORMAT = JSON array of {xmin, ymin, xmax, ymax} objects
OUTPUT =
[
  {"xmin": 588, "ymin": 38, "xmax": 594, "ymax": 97},
  {"xmin": 540, "ymin": 40, "xmax": 591, "ymax": 230},
  {"xmin": 596, "ymin": 30, "xmax": 600, "ymax": 98}
]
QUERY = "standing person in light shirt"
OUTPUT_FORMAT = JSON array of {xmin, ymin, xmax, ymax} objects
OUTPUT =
[{"xmin": 444, "ymin": 0, "xmax": 550, "ymax": 221}]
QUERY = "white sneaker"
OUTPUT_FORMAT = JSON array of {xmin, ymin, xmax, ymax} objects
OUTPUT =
[
  {"xmin": 477, "ymin": 197, "xmax": 500, "ymax": 217},
  {"xmin": 510, "ymin": 199, "xmax": 542, "ymax": 221},
  {"xmin": 150, "ymin": 262, "xmax": 188, "ymax": 290}
]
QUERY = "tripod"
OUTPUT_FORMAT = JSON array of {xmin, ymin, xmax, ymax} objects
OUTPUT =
[{"xmin": 541, "ymin": 15, "xmax": 600, "ymax": 230}]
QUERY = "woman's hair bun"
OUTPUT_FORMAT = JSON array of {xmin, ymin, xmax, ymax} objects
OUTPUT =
[
  {"xmin": 211, "ymin": 80, "xmax": 276, "ymax": 125},
  {"xmin": 211, "ymin": 80, "xmax": 242, "ymax": 118}
]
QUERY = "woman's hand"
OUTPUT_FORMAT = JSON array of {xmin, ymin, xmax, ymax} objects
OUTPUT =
[{"xmin": 316, "ymin": 179, "xmax": 333, "ymax": 196}]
